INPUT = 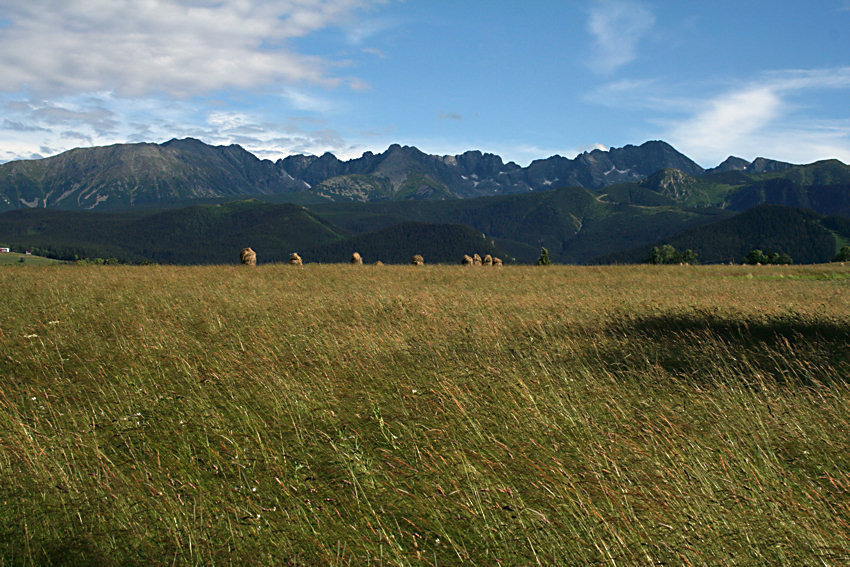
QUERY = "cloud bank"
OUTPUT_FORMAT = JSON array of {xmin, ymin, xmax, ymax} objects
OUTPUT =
[
  {"xmin": 0, "ymin": 0, "xmax": 385, "ymax": 162},
  {"xmin": 0, "ymin": 0, "xmax": 381, "ymax": 97}
]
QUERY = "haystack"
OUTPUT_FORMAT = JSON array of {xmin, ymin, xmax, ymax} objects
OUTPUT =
[
  {"xmin": 483, "ymin": 254, "xmax": 493, "ymax": 266},
  {"xmin": 461, "ymin": 254, "xmax": 474, "ymax": 265},
  {"xmin": 240, "ymin": 247, "xmax": 256, "ymax": 266},
  {"xmin": 473, "ymin": 253, "xmax": 482, "ymax": 266},
  {"xmin": 351, "ymin": 252, "xmax": 363, "ymax": 264},
  {"xmin": 289, "ymin": 252, "xmax": 303, "ymax": 266},
  {"xmin": 411, "ymin": 254, "xmax": 424, "ymax": 266}
]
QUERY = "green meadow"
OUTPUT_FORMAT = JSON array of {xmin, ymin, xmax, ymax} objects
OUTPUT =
[
  {"xmin": 0, "ymin": 253, "xmax": 63, "ymax": 267},
  {"xmin": 0, "ymin": 263, "xmax": 848, "ymax": 565}
]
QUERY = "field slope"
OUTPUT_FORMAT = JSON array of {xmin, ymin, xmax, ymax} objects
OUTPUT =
[{"xmin": 1, "ymin": 264, "xmax": 849, "ymax": 564}]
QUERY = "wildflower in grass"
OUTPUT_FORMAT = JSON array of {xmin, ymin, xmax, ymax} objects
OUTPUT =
[{"xmin": 47, "ymin": 320, "xmax": 60, "ymax": 325}]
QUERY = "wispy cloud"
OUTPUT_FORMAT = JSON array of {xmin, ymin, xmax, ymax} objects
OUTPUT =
[
  {"xmin": 586, "ymin": 0, "xmax": 655, "ymax": 74},
  {"xmin": 1, "ymin": 119, "xmax": 48, "ymax": 132},
  {"xmin": 665, "ymin": 67, "xmax": 850, "ymax": 165},
  {"xmin": 282, "ymin": 88, "xmax": 338, "ymax": 113},
  {"xmin": 4, "ymin": 99, "xmax": 118, "ymax": 135},
  {"xmin": 361, "ymin": 47, "xmax": 387, "ymax": 59}
]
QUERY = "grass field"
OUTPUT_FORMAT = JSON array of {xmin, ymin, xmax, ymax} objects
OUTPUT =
[
  {"xmin": 1, "ymin": 263, "xmax": 848, "ymax": 565},
  {"xmin": 0, "ymin": 253, "xmax": 64, "ymax": 266}
]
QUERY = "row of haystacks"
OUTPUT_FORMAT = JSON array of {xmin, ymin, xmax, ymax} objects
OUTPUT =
[
  {"xmin": 240, "ymin": 248, "xmax": 502, "ymax": 266},
  {"xmin": 461, "ymin": 253, "xmax": 503, "ymax": 266}
]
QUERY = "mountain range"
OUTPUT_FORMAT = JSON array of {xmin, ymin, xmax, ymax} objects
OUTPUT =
[
  {"xmin": 0, "ymin": 138, "xmax": 798, "ymax": 210},
  {"xmin": 0, "ymin": 138, "xmax": 848, "ymax": 264}
]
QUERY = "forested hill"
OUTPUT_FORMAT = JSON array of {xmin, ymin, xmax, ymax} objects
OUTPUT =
[
  {"xmin": 595, "ymin": 205, "xmax": 850, "ymax": 265},
  {"xmin": 0, "ymin": 201, "xmax": 509, "ymax": 265}
]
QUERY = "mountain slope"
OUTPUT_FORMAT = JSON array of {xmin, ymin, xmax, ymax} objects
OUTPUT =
[
  {"xmin": 0, "ymin": 139, "xmax": 306, "ymax": 211},
  {"xmin": 585, "ymin": 160, "xmax": 850, "ymax": 216},
  {"xmin": 724, "ymin": 160, "xmax": 850, "ymax": 215},
  {"xmin": 0, "ymin": 139, "xmax": 717, "ymax": 210},
  {"xmin": 309, "ymin": 185, "xmax": 731, "ymax": 263},
  {"xmin": 596, "ymin": 205, "xmax": 847, "ymax": 265}
]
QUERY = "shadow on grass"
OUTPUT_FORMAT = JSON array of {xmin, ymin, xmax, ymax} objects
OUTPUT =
[{"xmin": 599, "ymin": 310, "xmax": 850, "ymax": 387}]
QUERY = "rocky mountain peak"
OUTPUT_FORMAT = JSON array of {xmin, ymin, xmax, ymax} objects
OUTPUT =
[
  {"xmin": 748, "ymin": 157, "xmax": 795, "ymax": 174},
  {"xmin": 709, "ymin": 156, "xmax": 751, "ymax": 173},
  {"xmin": 640, "ymin": 168, "xmax": 697, "ymax": 194}
]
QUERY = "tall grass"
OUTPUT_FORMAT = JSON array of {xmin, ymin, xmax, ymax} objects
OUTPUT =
[{"xmin": 0, "ymin": 263, "xmax": 848, "ymax": 565}]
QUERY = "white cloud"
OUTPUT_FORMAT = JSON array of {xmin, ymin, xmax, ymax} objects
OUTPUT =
[
  {"xmin": 665, "ymin": 67, "xmax": 850, "ymax": 166},
  {"xmin": 667, "ymin": 87, "xmax": 782, "ymax": 162},
  {"xmin": 0, "ymin": 0, "xmax": 388, "ymax": 162},
  {"xmin": 0, "ymin": 0, "xmax": 382, "ymax": 97},
  {"xmin": 586, "ymin": 0, "xmax": 655, "ymax": 74}
]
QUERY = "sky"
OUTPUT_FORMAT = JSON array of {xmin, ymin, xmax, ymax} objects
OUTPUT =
[{"xmin": 1, "ymin": 0, "xmax": 849, "ymax": 168}]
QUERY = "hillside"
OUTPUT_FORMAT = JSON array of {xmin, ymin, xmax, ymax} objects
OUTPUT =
[
  {"xmin": 0, "ymin": 201, "xmax": 347, "ymax": 264},
  {"xmin": 298, "ymin": 222, "xmax": 507, "ymax": 264},
  {"xmin": 309, "ymin": 186, "xmax": 731, "ymax": 263},
  {"xmin": 596, "ymin": 205, "xmax": 850, "ymax": 264},
  {"xmin": 0, "ymin": 201, "xmax": 508, "ymax": 265}
]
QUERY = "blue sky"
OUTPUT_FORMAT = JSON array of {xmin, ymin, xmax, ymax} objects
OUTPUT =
[{"xmin": 1, "ymin": 0, "xmax": 849, "ymax": 168}]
